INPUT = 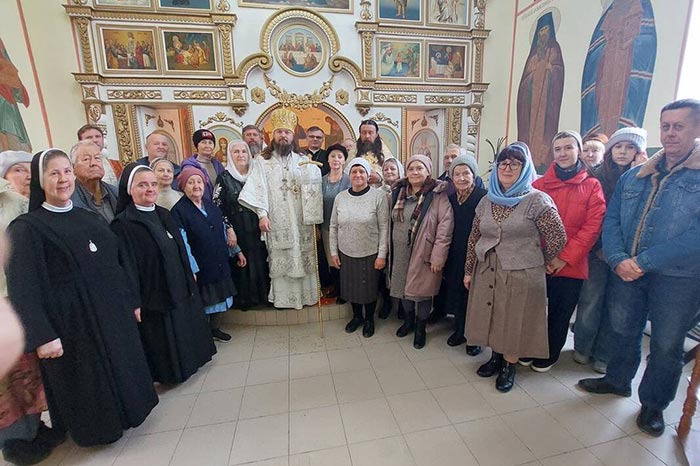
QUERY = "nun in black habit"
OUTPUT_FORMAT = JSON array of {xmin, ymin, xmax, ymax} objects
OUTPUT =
[
  {"xmin": 111, "ymin": 164, "xmax": 215, "ymax": 384},
  {"xmin": 5, "ymin": 149, "xmax": 158, "ymax": 447}
]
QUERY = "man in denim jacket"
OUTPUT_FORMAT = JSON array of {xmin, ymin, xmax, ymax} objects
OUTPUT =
[{"xmin": 579, "ymin": 99, "xmax": 700, "ymax": 437}]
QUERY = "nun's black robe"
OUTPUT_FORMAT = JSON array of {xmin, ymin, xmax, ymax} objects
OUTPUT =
[
  {"xmin": 111, "ymin": 204, "xmax": 215, "ymax": 384},
  {"xmin": 6, "ymin": 207, "xmax": 158, "ymax": 447}
]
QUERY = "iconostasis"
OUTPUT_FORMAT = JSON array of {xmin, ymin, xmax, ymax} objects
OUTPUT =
[{"xmin": 64, "ymin": 0, "xmax": 488, "ymax": 169}]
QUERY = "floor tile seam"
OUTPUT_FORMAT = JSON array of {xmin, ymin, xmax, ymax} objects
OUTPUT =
[
  {"xmin": 579, "ymin": 394, "xmax": 644, "ymax": 434},
  {"xmin": 539, "ymin": 399, "xmax": 631, "ymax": 447},
  {"xmin": 399, "ymin": 422, "xmax": 477, "ymax": 461},
  {"xmin": 628, "ymin": 430, "xmax": 679, "ymax": 466},
  {"xmin": 492, "ymin": 411, "xmax": 544, "ymax": 462},
  {"xmin": 327, "ymin": 363, "xmax": 354, "ymax": 452}
]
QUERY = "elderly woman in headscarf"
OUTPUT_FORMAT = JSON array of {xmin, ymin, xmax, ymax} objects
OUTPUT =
[
  {"xmin": 213, "ymin": 140, "xmax": 270, "ymax": 309},
  {"xmin": 171, "ymin": 166, "xmax": 246, "ymax": 343},
  {"xmin": 464, "ymin": 143, "xmax": 566, "ymax": 393},
  {"xmin": 111, "ymin": 163, "xmax": 215, "ymax": 385},
  {"xmin": 435, "ymin": 155, "xmax": 487, "ymax": 351},
  {"xmin": 6, "ymin": 149, "xmax": 158, "ymax": 447},
  {"xmin": 329, "ymin": 157, "xmax": 389, "ymax": 337},
  {"xmin": 150, "ymin": 157, "xmax": 183, "ymax": 210},
  {"xmin": 0, "ymin": 150, "xmax": 60, "ymax": 465},
  {"xmin": 388, "ymin": 154, "xmax": 454, "ymax": 349}
]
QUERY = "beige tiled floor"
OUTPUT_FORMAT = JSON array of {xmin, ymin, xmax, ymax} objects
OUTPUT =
[{"xmin": 4, "ymin": 316, "xmax": 694, "ymax": 466}]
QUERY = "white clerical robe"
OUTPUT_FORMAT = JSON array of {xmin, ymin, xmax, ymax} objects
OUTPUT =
[{"xmin": 239, "ymin": 151, "xmax": 322, "ymax": 309}]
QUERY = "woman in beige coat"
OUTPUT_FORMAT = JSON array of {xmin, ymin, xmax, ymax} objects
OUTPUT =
[
  {"xmin": 388, "ymin": 154, "xmax": 454, "ymax": 349},
  {"xmin": 465, "ymin": 143, "xmax": 566, "ymax": 393}
]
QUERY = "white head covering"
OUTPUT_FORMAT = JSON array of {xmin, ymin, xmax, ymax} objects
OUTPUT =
[
  {"xmin": 226, "ymin": 140, "xmax": 252, "ymax": 183},
  {"xmin": 127, "ymin": 165, "xmax": 152, "ymax": 195},
  {"xmin": 38, "ymin": 148, "xmax": 64, "ymax": 189},
  {"xmin": 383, "ymin": 157, "xmax": 405, "ymax": 178},
  {"xmin": 0, "ymin": 150, "xmax": 33, "ymax": 178},
  {"xmin": 344, "ymin": 157, "xmax": 372, "ymax": 176}
]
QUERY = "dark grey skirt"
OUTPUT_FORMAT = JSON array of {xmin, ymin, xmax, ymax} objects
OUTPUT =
[{"xmin": 339, "ymin": 252, "xmax": 380, "ymax": 304}]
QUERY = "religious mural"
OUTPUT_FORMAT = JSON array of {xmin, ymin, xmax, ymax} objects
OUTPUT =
[
  {"xmin": 427, "ymin": 0, "xmax": 468, "ymax": 27},
  {"xmin": 378, "ymin": 40, "xmax": 421, "ymax": 79},
  {"xmin": 274, "ymin": 26, "xmax": 325, "ymax": 77},
  {"xmin": 580, "ymin": 0, "xmax": 657, "ymax": 138},
  {"xmin": 239, "ymin": 0, "xmax": 351, "ymax": 13},
  {"xmin": 259, "ymin": 105, "xmax": 351, "ymax": 151},
  {"xmin": 427, "ymin": 43, "xmax": 467, "ymax": 80},
  {"xmin": 0, "ymin": 37, "xmax": 31, "ymax": 152},
  {"xmin": 378, "ymin": 0, "xmax": 422, "ymax": 22},
  {"xmin": 516, "ymin": 10, "xmax": 565, "ymax": 174},
  {"xmin": 163, "ymin": 30, "xmax": 217, "ymax": 73},
  {"xmin": 100, "ymin": 28, "xmax": 159, "ymax": 72}
]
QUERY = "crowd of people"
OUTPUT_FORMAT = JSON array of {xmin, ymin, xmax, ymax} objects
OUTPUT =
[{"xmin": 1, "ymin": 100, "xmax": 700, "ymax": 464}]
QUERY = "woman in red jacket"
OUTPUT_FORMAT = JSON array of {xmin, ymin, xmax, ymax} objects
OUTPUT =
[{"xmin": 524, "ymin": 130, "xmax": 606, "ymax": 372}]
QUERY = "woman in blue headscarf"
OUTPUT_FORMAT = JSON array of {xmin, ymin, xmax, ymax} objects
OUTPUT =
[{"xmin": 463, "ymin": 142, "xmax": 566, "ymax": 393}]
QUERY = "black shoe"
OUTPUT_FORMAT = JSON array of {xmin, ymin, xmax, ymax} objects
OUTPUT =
[
  {"xmin": 345, "ymin": 317, "xmax": 363, "ymax": 333},
  {"xmin": 447, "ymin": 332, "xmax": 467, "ymax": 347},
  {"xmin": 577, "ymin": 378, "xmax": 631, "ymax": 397},
  {"xmin": 466, "ymin": 345, "xmax": 482, "ymax": 356},
  {"xmin": 2, "ymin": 438, "xmax": 53, "ymax": 466},
  {"xmin": 211, "ymin": 328, "xmax": 232, "ymax": 342},
  {"xmin": 36, "ymin": 423, "xmax": 65, "ymax": 448},
  {"xmin": 413, "ymin": 319, "xmax": 427, "ymax": 349},
  {"xmin": 363, "ymin": 319, "xmax": 375, "ymax": 338},
  {"xmin": 496, "ymin": 362, "xmax": 516, "ymax": 393},
  {"xmin": 636, "ymin": 406, "xmax": 665, "ymax": 437},
  {"xmin": 477, "ymin": 352, "xmax": 503, "ymax": 378},
  {"xmin": 396, "ymin": 310, "xmax": 415, "ymax": 338},
  {"xmin": 427, "ymin": 310, "xmax": 446, "ymax": 325},
  {"xmin": 337, "ymin": 297, "xmax": 347, "ymax": 304}
]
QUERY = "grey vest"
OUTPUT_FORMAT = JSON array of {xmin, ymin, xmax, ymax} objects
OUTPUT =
[{"xmin": 475, "ymin": 190, "xmax": 555, "ymax": 270}]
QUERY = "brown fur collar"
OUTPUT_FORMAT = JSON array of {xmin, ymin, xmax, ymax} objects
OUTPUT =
[{"xmin": 637, "ymin": 139, "xmax": 700, "ymax": 178}]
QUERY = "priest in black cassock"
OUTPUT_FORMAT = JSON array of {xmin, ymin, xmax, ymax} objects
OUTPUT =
[
  {"xmin": 5, "ymin": 149, "xmax": 158, "ymax": 447},
  {"xmin": 111, "ymin": 164, "xmax": 216, "ymax": 385}
]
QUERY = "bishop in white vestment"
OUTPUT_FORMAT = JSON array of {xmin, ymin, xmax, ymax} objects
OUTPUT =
[{"xmin": 239, "ymin": 109, "xmax": 323, "ymax": 309}]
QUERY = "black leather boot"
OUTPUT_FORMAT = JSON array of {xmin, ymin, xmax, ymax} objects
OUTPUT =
[
  {"xmin": 345, "ymin": 303, "xmax": 364, "ymax": 333},
  {"xmin": 636, "ymin": 405, "xmax": 665, "ymax": 437},
  {"xmin": 413, "ymin": 318, "xmax": 427, "ymax": 349},
  {"xmin": 477, "ymin": 352, "xmax": 503, "ymax": 378},
  {"xmin": 466, "ymin": 344, "xmax": 482, "ymax": 356},
  {"xmin": 396, "ymin": 310, "xmax": 415, "ymax": 337},
  {"xmin": 496, "ymin": 362, "xmax": 516, "ymax": 392},
  {"xmin": 363, "ymin": 304, "xmax": 376, "ymax": 338},
  {"xmin": 2, "ymin": 438, "xmax": 52, "ymax": 466}
]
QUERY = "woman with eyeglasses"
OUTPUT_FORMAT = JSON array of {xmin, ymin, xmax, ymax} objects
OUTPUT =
[{"xmin": 465, "ymin": 143, "xmax": 566, "ymax": 392}]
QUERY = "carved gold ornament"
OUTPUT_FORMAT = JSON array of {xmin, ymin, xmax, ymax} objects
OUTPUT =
[
  {"xmin": 360, "ymin": 0, "xmax": 373, "ymax": 20},
  {"xmin": 87, "ymin": 103, "xmax": 103, "ymax": 124},
  {"xmin": 356, "ymin": 105, "xmax": 371, "ymax": 116},
  {"xmin": 474, "ymin": 0, "xmax": 486, "ymax": 29},
  {"xmin": 199, "ymin": 111, "xmax": 243, "ymax": 128},
  {"xmin": 335, "ymin": 89, "xmax": 349, "ymax": 105},
  {"xmin": 469, "ymin": 107, "xmax": 482, "ymax": 125},
  {"xmin": 231, "ymin": 89, "xmax": 245, "ymax": 101},
  {"xmin": 107, "ymin": 90, "xmax": 162, "ymax": 100},
  {"xmin": 425, "ymin": 95, "xmax": 466, "ymax": 104},
  {"xmin": 368, "ymin": 112, "xmax": 398, "ymax": 127},
  {"xmin": 251, "ymin": 87, "xmax": 266, "ymax": 104},
  {"xmin": 359, "ymin": 90, "xmax": 371, "ymax": 102},
  {"xmin": 173, "ymin": 90, "xmax": 227, "ymax": 100},
  {"xmin": 113, "ymin": 104, "xmax": 136, "ymax": 165},
  {"xmin": 83, "ymin": 86, "xmax": 97, "ymax": 99},
  {"xmin": 217, "ymin": 23, "xmax": 234, "ymax": 76},
  {"xmin": 74, "ymin": 17, "xmax": 94, "ymax": 74},
  {"xmin": 264, "ymin": 74, "xmax": 333, "ymax": 110},
  {"xmin": 447, "ymin": 107, "xmax": 463, "ymax": 145},
  {"xmin": 217, "ymin": 0, "xmax": 231, "ymax": 12},
  {"xmin": 373, "ymin": 93, "xmax": 417, "ymax": 104}
]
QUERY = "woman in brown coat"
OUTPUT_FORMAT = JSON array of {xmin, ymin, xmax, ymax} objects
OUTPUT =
[
  {"xmin": 465, "ymin": 143, "xmax": 566, "ymax": 393},
  {"xmin": 389, "ymin": 154, "xmax": 454, "ymax": 349}
]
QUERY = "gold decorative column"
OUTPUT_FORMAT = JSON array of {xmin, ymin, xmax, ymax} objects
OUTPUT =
[
  {"xmin": 355, "ymin": 22, "xmax": 378, "ymax": 80},
  {"xmin": 73, "ymin": 15, "xmax": 95, "ymax": 74},
  {"xmin": 447, "ymin": 108, "xmax": 463, "ymax": 145},
  {"xmin": 112, "ymin": 103, "xmax": 139, "ymax": 166}
]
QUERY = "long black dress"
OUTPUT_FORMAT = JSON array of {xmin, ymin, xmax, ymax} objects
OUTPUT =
[
  {"xmin": 214, "ymin": 171, "xmax": 270, "ymax": 308},
  {"xmin": 436, "ymin": 187, "xmax": 487, "ymax": 333},
  {"xmin": 6, "ymin": 207, "xmax": 158, "ymax": 447},
  {"xmin": 111, "ymin": 204, "xmax": 216, "ymax": 384}
]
